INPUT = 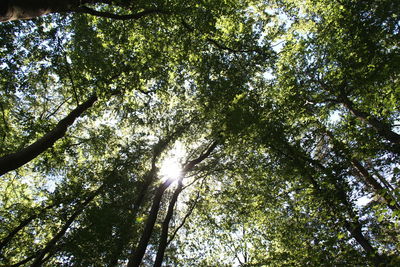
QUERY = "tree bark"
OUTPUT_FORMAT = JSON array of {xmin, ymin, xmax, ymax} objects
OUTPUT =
[
  {"xmin": 322, "ymin": 129, "xmax": 399, "ymax": 211},
  {"xmin": 108, "ymin": 128, "xmax": 186, "ymax": 266},
  {"xmin": 0, "ymin": 0, "xmax": 168, "ymax": 22},
  {"xmin": 127, "ymin": 141, "xmax": 218, "ymax": 267},
  {"xmin": 0, "ymin": 0, "xmax": 81, "ymax": 21},
  {"xmin": 153, "ymin": 180, "xmax": 183, "ymax": 267},
  {"xmin": 127, "ymin": 179, "xmax": 173, "ymax": 267},
  {"xmin": 30, "ymin": 185, "xmax": 103, "ymax": 267},
  {"xmin": 0, "ymin": 203, "xmax": 56, "ymax": 253},
  {"xmin": 339, "ymin": 95, "xmax": 400, "ymax": 149},
  {"xmin": 0, "ymin": 94, "xmax": 97, "ymax": 176}
]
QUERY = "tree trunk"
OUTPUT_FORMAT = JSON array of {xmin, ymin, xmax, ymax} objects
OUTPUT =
[
  {"xmin": 339, "ymin": 95, "xmax": 400, "ymax": 149},
  {"xmin": 153, "ymin": 180, "xmax": 183, "ymax": 267},
  {"xmin": 281, "ymin": 142, "xmax": 386, "ymax": 265},
  {"xmin": 322, "ymin": 129, "xmax": 399, "ymax": 211},
  {"xmin": 0, "ymin": 203, "xmax": 56, "ymax": 253},
  {"xmin": 30, "ymin": 185, "xmax": 103, "ymax": 267},
  {"xmin": 0, "ymin": 94, "xmax": 97, "ymax": 176},
  {"xmin": 343, "ymin": 221, "xmax": 386, "ymax": 266},
  {"xmin": 127, "ymin": 141, "xmax": 218, "ymax": 267},
  {"xmin": 108, "ymin": 128, "xmax": 186, "ymax": 266},
  {"xmin": 127, "ymin": 179, "xmax": 173, "ymax": 267},
  {"xmin": 308, "ymin": 163, "xmax": 386, "ymax": 265},
  {"xmin": 107, "ymin": 168, "xmax": 158, "ymax": 267},
  {"xmin": 0, "ymin": 0, "xmax": 83, "ymax": 21}
]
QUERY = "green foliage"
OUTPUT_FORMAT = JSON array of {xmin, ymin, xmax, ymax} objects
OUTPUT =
[{"xmin": 0, "ymin": 0, "xmax": 399, "ymax": 266}]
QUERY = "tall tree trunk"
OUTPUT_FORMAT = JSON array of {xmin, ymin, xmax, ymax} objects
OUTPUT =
[
  {"xmin": 307, "ymin": 166, "xmax": 384, "ymax": 264},
  {"xmin": 107, "ymin": 166, "xmax": 159, "ymax": 267},
  {"xmin": 127, "ymin": 179, "xmax": 173, "ymax": 267},
  {"xmin": 127, "ymin": 141, "xmax": 218, "ymax": 267},
  {"xmin": 339, "ymin": 95, "xmax": 400, "ymax": 150},
  {"xmin": 30, "ymin": 185, "xmax": 103, "ymax": 267},
  {"xmin": 322, "ymin": 129, "xmax": 400, "ymax": 211},
  {"xmin": 279, "ymin": 142, "xmax": 386, "ymax": 265},
  {"xmin": 0, "ymin": 94, "xmax": 97, "ymax": 176},
  {"xmin": 108, "ymin": 128, "xmax": 186, "ymax": 266},
  {"xmin": 153, "ymin": 180, "xmax": 183, "ymax": 267},
  {"xmin": 307, "ymin": 161, "xmax": 387, "ymax": 265},
  {"xmin": 0, "ymin": 203, "xmax": 56, "ymax": 253}
]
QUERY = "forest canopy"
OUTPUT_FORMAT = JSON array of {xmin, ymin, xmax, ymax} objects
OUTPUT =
[{"xmin": 0, "ymin": 0, "xmax": 399, "ymax": 266}]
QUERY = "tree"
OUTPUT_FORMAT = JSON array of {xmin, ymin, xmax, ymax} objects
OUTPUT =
[{"xmin": 1, "ymin": 0, "xmax": 399, "ymax": 266}]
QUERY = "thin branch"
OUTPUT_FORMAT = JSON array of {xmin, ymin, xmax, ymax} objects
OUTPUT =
[
  {"xmin": 10, "ymin": 253, "xmax": 37, "ymax": 267},
  {"xmin": 65, "ymin": 60, "xmax": 79, "ymax": 106},
  {"xmin": 206, "ymin": 38, "xmax": 250, "ymax": 54},
  {"xmin": 45, "ymin": 97, "xmax": 72, "ymax": 120},
  {"xmin": 0, "ymin": 203, "xmax": 57, "ymax": 252},
  {"xmin": 166, "ymin": 188, "xmax": 202, "ymax": 246},
  {"xmin": 0, "ymin": 102, "xmax": 9, "ymax": 141},
  {"xmin": 74, "ymin": 6, "xmax": 170, "ymax": 20},
  {"xmin": 224, "ymin": 235, "xmax": 243, "ymax": 266},
  {"xmin": 38, "ymin": 91, "xmax": 50, "ymax": 121},
  {"xmin": 180, "ymin": 20, "xmax": 260, "ymax": 54},
  {"xmin": 57, "ymin": 37, "xmax": 79, "ymax": 105},
  {"xmin": 137, "ymin": 88, "xmax": 157, "ymax": 96},
  {"xmin": 182, "ymin": 172, "xmax": 208, "ymax": 191},
  {"xmin": 9, "ymin": 243, "xmax": 63, "ymax": 267}
]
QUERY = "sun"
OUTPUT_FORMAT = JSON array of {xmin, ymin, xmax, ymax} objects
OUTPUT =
[
  {"xmin": 159, "ymin": 157, "xmax": 182, "ymax": 181},
  {"xmin": 159, "ymin": 142, "xmax": 186, "ymax": 181}
]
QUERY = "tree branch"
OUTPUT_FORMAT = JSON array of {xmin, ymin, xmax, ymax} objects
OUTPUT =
[
  {"xmin": 30, "ymin": 185, "xmax": 104, "ymax": 266},
  {"xmin": 0, "ymin": 94, "xmax": 98, "ymax": 176},
  {"xmin": 183, "ymin": 141, "xmax": 218, "ymax": 172},
  {"xmin": 180, "ymin": 20, "xmax": 264, "ymax": 55},
  {"xmin": 166, "ymin": 188, "xmax": 201, "ymax": 246},
  {"xmin": 0, "ymin": 203, "xmax": 57, "ymax": 253},
  {"xmin": 74, "ymin": 6, "xmax": 170, "ymax": 20}
]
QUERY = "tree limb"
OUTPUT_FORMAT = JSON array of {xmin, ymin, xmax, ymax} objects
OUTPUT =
[
  {"xmin": 166, "ymin": 188, "xmax": 201, "ymax": 246},
  {"xmin": 30, "ymin": 185, "xmax": 104, "ymax": 267},
  {"xmin": 74, "ymin": 6, "xmax": 170, "ymax": 20},
  {"xmin": 0, "ymin": 203, "xmax": 57, "ymax": 253},
  {"xmin": 0, "ymin": 94, "xmax": 97, "ymax": 176}
]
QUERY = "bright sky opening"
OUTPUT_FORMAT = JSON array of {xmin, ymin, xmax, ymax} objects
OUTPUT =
[{"xmin": 159, "ymin": 142, "xmax": 186, "ymax": 181}]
